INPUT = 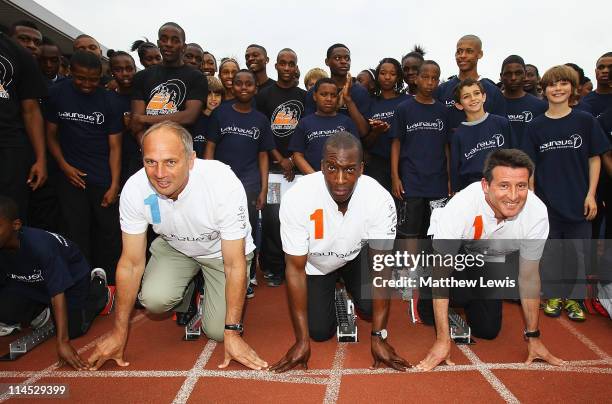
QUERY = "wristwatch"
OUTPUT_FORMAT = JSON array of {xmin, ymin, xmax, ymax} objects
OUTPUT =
[
  {"xmin": 225, "ymin": 323, "xmax": 244, "ymax": 335},
  {"xmin": 371, "ymin": 329, "xmax": 388, "ymax": 340},
  {"xmin": 523, "ymin": 329, "xmax": 540, "ymax": 340}
]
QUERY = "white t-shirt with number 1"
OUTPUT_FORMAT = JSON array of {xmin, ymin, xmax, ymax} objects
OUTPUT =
[
  {"xmin": 280, "ymin": 172, "xmax": 396, "ymax": 275},
  {"xmin": 120, "ymin": 159, "xmax": 255, "ymax": 259}
]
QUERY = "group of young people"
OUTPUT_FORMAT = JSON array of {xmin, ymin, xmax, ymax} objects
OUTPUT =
[{"xmin": 1, "ymin": 19, "xmax": 611, "ymax": 373}]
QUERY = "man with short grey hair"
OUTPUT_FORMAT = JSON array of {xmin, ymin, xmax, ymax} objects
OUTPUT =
[{"xmin": 88, "ymin": 121, "xmax": 267, "ymax": 371}]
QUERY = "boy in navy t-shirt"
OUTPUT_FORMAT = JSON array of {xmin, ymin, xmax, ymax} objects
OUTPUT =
[
  {"xmin": 390, "ymin": 60, "xmax": 450, "ymax": 237},
  {"xmin": 434, "ymin": 35, "xmax": 507, "ymax": 131},
  {"xmin": 205, "ymin": 70, "xmax": 274, "ymax": 297},
  {"xmin": 500, "ymin": 55, "xmax": 547, "ymax": 148},
  {"xmin": 191, "ymin": 76, "xmax": 223, "ymax": 157},
  {"xmin": 449, "ymin": 78, "xmax": 512, "ymax": 192},
  {"xmin": 582, "ymin": 52, "xmax": 612, "ymax": 118},
  {"xmin": 45, "ymin": 51, "xmax": 123, "ymax": 283},
  {"xmin": 290, "ymin": 78, "xmax": 358, "ymax": 173},
  {"xmin": 0, "ymin": 196, "xmax": 112, "ymax": 369},
  {"xmin": 523, "ymin": 65, "xmax": 611, "ymax": 322},
  {"xmin": 304, "ymin": 44, "xmax": 370, "ymax": 137}
]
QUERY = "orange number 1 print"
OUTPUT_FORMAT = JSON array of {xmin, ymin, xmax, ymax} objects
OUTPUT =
[
  {"xmin": 310, "ymin": 209, "xmax": 324, "ymax": 239},
  {"xmin": 472, "ymin": 215, "xmax": 483, "ymax": 240}
]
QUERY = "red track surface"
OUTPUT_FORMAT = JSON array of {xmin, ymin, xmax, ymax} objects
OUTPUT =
[{"xmin": 1, "ymin": 280, "xmax": 611, "ymax": 403}]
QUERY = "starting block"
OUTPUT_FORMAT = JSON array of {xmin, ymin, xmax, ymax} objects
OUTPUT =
[
  {"xmin": 0, "ymin": 321, "xmax": 56, "ymax": 361},
  {"xmin": 335, "ymin": 287, "xmax": 358, "ymax": 342},
  {"xmin": 448, "ymin": 308, "xmax": 474, "ymax": 345},
  {"xmin": 184, "ymin": 294, "xmax": 204, "ymax": 341}
]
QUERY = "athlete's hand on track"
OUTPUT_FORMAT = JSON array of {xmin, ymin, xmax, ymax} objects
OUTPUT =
[
  {"xmin": 416, "ymin": 338, "xmax": 455, "ymax": 371},
  {"xmin": 370, "ymin": 338, "xmax": 411, "ymax": 371},
  {"xmin": 87, "ymin": 332, "xmax": 130, "ymax": 370},
  {"xmin": 269, "ymin": 340, "xmax": 310, "ymax": 373},
  {"xmin": 101, "ymin": 186, "xmax": 119, "ymax": 207},
  {"xmin": 584, "ymin": 194, "xmax": 597, "ymax": 221},
  {"xmin": 219, "ymin": 333, "xmax": 268, "ymax": 370},
  {"xmin": 62, "ymin": 164, "xmax": 87, "ymax": 189},
  {"xmin": 57, "ymin": 340, "xmax": 89, "ymax": 370},
  {"xmin": 525, "ymin": 338, "xmax": 564, "ymax": 366}
]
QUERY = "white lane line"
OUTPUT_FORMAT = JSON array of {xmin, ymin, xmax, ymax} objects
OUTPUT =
[
  {"xmin": 458, "ymin": 345, "xmax": 519, "ymax": 404},
  {"xmin": 323, "ymin": 344, "xmax": 346, "ymax": 404},
  {"xmin": 0, "ymin": 313, "xmax": 146, "ymax": 403},
  {"xmin": 558, "ymin": 317, "xmax": 612, "ymax": 362},
  {"xmin": 171, "ymin": 340, "xmax": 217, "ymax": 404}
]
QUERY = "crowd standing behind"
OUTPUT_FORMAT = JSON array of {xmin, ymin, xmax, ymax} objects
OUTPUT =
[{"xmin": 0, "ymin": 19, "xmax": 611, "ymax": 371}]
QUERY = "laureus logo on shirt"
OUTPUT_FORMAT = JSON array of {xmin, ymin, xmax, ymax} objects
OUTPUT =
[
  {"xmin": 507, "ymin": 111, "xmax": 534, "ymax": 123},
  {"xmin": 371, "ymin": 111, "xmax": 395, "ymax": 121},
  {"xmin": 464, "ymin": 134, "xmax": 505, "ymax": 160},
  {"xmin": 0, "ymin": 54, "xmax": 14, "ymax": 99},
  {"xmin": 405, "ymin": 119, "xmax": 445, "ymax": 133},
  {"xmin": 58, "ymin": 111, "xmax": 105, "ymax": 125},
  {"xmin": 8, "ymin": 269, "xmax": 43, "ymax": 283},
  {"xmin": 146, "ymin": 79, "xmax": 186, "ymax": 115},
  {"xmin": 307, "ymin": 126, "xmax": 345, "ymax": 142},
  {"xmin": 220, "ymin": 126, "xmax": 260, "ymax": 140},
  {"xmin": 444, "ymin": 100, "xmax": 456, "ymax": 108},
  {"xmin": 271, "ymin": 100, "xmax": 303, "ymax": 137},
  {"xmin": 539, "ymin": 134, "xmax": 582, "ymax": 152}
]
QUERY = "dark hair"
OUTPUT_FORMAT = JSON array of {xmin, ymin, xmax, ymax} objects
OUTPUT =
[
  {"xmin": 159, "ymin": 22, "xmax": 185, "ymax": 42},
  {"xmin": 0, "ymin": 196, "xmax": 19, "ymax": 222},
  {"xmin": 401, "ymin": 45, "xmax": 425, "ymax": 64},
  {"xmin": 131, "ymin": 38, "xmax": 158, "ymax": 60},
  {"xmin": 525, "ymin": 64, "xmax": 540, "ymax": 78},
  {"xmin": 453, "ymin": 78, "xmax": 484, "ymax": 103},
  {"xmin": 483, "ymin": 149, "xmax": 534, "ymax": 183},
  {"xmin": 246, "ymin": 44, "xmax": 267, "ymax": 56},
  {"xmin": 375, "ymin": 57, "xmax": 404, "ymax": 95},
  {"xmin": 323, "ymin": 131, "xmax": 363, "ymax": 164},
  {"xmin": 565, "ymin": 63, "xmax": 585, "ymax": 82},
  {"xmin": 186, "ymin": 43, "xmax": 203, "ymax": 52},
  {"xmin": 599, "ymin": 52, "xmax": 612, "ymax": 60},
  {"xmin": 277, "ymin": 48, "xmax": 297, "ymax": 61},
  {"xmin": 418, "ymin": 60, "xmax": 441, "ymax": 75},
  {"xmin": 70, "ymin": 50, "xmax": 102, "ymax": 71},
  {"xmin": 10, "ymin": 20, "xmax": 40, "ymax": 35},
  {"xmin": 313, "ymin": 77, "xmax": 337, "ymax": 92},
  {"xmin": 501, "ymin": 55, "xmax": 525, "ymax": 72},
  {"xmin": 326, "ymin": 43, "xmax": 349, "ymax": 59},
  {"xmin": 203, "ymin": 51, "xmax": 217, "ymax": 65},
  {"xmin": 233, "ymin": 68, "xmax": 256, "ymax": 83},
  {"xmin": 107, "ymin": 49, "xmax": 135, "ymax": 67},
  {"xmin": 41, "ymin": 36, "xmax": 56, "ymax": 46}
]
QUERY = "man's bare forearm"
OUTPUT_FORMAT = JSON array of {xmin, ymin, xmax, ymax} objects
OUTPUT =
[
  {"xmin": 224, "ymin": 259, "xmax": 247, "ymax": 324},
  {"xmin": 285, "ymin": 257, "xmax": 309, "ymax": 341},
  {"xmin": 519, "ymin": 258, "xmax": 541, "ymax": 331},
  {"xmin": 114, "ymin": 258, "xmax": 145, "ymax": 334}
]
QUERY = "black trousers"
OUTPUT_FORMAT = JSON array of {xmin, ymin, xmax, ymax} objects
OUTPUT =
[
  {"xmin": 0, "ymin": 146, "xmax": 30, "ymax": 221},
  {"xmin": 56, "ymin": 178, "xmax": 121, "ymax": 284},
  {"xmin": 0, "ymin": 276, "xmax": 107, "ymax": 339},
  {"xmin": 364, "ymin": 154, "xmax": 392, "ymax": 193},
  {"xmin": 307, "ymin": 252, "xmax": 372, "ymax": 342},
  {"xmin": 260, "ymin": 203, "xmax": 284, "ymax": 278},
  {"xmin": 417, "ymin": 253, "xmax": 520, "ymax": 340},
  {"xmin": 246, "ymin": 192, "xmax": 260, "ymax": 280}
]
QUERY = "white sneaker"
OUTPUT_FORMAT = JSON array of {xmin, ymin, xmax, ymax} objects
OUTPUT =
[
  {"xmin": 0, "ymin": 323, "xmax": 21, "ymax": 336},
  {"xmin": 30, "ymin": 307, "xmax": 51, "ymax": 329},
  {"xmin": 597, "ymin": 282, "xmax": 612, "ymax": 319}
]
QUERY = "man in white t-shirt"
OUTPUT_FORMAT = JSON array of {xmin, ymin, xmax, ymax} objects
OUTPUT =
[
  {"xmin": 88, "ymin": 121, "xmax": 267, "ymax": 371},
  {"xmin": 417, "ymin": 149, "xmax": 563, "ymax": 371},
  {"xmin": 270, "ymin": 132, "xmax": 411, "ymax": 373}
]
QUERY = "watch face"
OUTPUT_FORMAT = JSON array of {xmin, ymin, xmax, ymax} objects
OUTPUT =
[{"xmin": 380, "ymin": 329, "xmax": 388, "ymax": 339}]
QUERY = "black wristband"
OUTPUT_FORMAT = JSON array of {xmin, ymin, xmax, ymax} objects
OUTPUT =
[
  {"xmin": 224, "ymin": 324, "xmax": 243, "ymax": 334},
  {"xmin": 523, "ymin": 329, "xmax": 540, "ymax": 340}
]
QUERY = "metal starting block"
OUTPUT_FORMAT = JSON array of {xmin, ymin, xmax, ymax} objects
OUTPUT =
[
  {"xmin": 0, "ymin": 321, "xmax": 56, "ymax": 361},
  {"xmin": 448, "ymin": 308, "xmax": 474, "ymax": 345},
  {"xmin": 335, "ymin": 287, "xmax": 358, "ymax": 342},
  {"xmin": 184, "ymin": 294, "xmax": 204, "ymax": 341}
]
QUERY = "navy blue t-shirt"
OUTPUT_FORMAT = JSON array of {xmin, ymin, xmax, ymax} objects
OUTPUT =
[
  {"xmin": 450, "ymin": 113, "xmax": 512, "ymax": 192},
  {"xmin": 206, "ymin": 103, "xmax": 275, "ymax": 193},
  {"xmin": 190, "ymin": 112, "xmax": 209, "ymax": 158},
  {"xmin": 435, "ymin": 77, "xmax": 507, "ymax": 131},
  {"xmin": 582, "ymin": 92, "xmax": 612, "ymax": 118},
  {"xmin": 305, "ymin": 81, "xmax": 371, "ymax": 129},
  {"xmin": 0, "ymin": 227, "xmax": 90, "ymax": 307},
  {"xmin": 110, "ymin": 91, "xmax": 140, "ymax": 163},
  {"xmin": 573, "ymin": 101, "xmax": 593, "ymax": 115},
  {"xmin": 367, "ymin": 94, "xmax": 411, "ymax": 159},
  {"xmin": 523, "ymin": 110, "xmax": 611, "ymax": 222},
  {"xmin": 289, "ymin": 113, "xmax": 358, "ymax": 171},
  {"xmin": 389, "ymin": 97, "xmax": 450, "ymax": 198},
  {"xmin": 504, "ymin": 94, "xmax": 547, "ymax": 148},
  {"xmin": 45, "ymin": 79, "xmax": 123, "ymax": 187}
]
